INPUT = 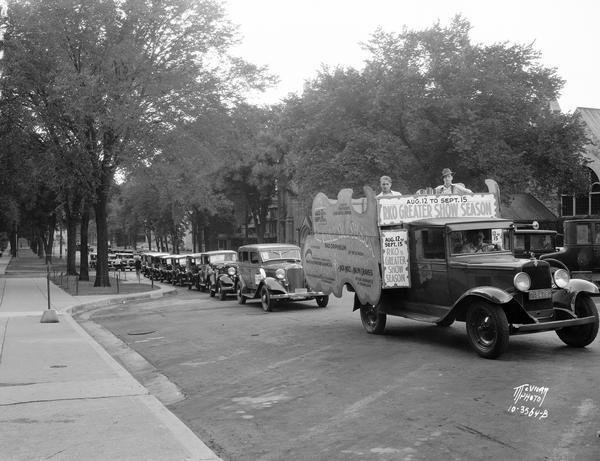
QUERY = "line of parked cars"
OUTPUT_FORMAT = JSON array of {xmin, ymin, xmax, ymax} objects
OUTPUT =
[{"xmin": 139, "ymin": 243, "xmax": 328, "ymax": 312}]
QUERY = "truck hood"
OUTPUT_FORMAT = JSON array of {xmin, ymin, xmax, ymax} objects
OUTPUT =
[{"xmin": 451, "ymin": 253, "xmax": 534, "ymax": 271}]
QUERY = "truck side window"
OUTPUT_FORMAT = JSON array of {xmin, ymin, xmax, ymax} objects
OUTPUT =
[
  {"xmin": 418, "ymin": 228, "xmax": 445, "ymax": 259},
  {"xmin": 250, "ymin": 252, "xmax": 259, "ymax": 264}
]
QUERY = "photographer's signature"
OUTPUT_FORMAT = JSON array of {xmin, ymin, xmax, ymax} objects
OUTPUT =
[{"xmin": 507, "ymin": 384, "xmax": 549, "ymax": 420}]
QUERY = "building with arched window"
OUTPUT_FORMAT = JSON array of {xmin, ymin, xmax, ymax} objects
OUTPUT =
[{"xmin": 561, "ymin": 107, "xmax": 600, "ymax": 217}]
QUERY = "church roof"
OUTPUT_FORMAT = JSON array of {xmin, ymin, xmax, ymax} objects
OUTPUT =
[
  {"xmin": 501, "ymin": 193, "xmax": 557, "ymax": 222},
  {"xmin": 576, "ymin": 107, "xmax": 600, "ymax": 143}
]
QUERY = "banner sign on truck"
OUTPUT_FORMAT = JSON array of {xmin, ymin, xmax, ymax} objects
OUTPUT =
[
  {"xmin": 381, "ymin": 229, "xmax": 410, "ymax": 288},
  {"xmin": 378, "ymin": 193, "xmax": 498, "ymax": 226}
]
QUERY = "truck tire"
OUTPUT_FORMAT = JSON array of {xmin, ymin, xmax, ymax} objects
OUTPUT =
[
  {"xmin": 360, "ymin": 304, "xmax": 386, "ymax": 334},
  {"xmin": 237, "ymin": 283, "xmax": 246, "ymax": 304},
  {"xmin": 260, "ymin": 286, "xmax": 273, "ymax": 312},
  {"xmin": 466, "ymin": 301, "xmax": 509, "ymax": 359},
  {"xmin": 315, "ymin": 295, "xmax": 329, "ymax": 308},
  {"xmin": 218, "ymin": 282, "xmax": 227, "ymax": 301},
  {"xmin": 556, "ymin": 295, "xmax": 599, "ymax": 347}
]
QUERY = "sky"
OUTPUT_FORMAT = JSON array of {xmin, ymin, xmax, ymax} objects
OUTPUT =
[{"xmin": 224, "ymin": 0, "xmax": 600, "ymax": 113}]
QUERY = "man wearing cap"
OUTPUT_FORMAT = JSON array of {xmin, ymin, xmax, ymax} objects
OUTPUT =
[{"xmin": 435, "ymin": 168, "xmax": 472, "ymax": 195}]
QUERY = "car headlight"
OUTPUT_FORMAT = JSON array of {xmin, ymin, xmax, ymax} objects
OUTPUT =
[
  {"xmin": 553, "ymin": 269, "xmax": 569, "ymax": 288},
  {"xmin": 514, "ymin": 272, "xmax": 531, "ymax": 292},
  {"xmin": 275, "ymin": 268, "xmax": 285, "ymax": 279},
  {"xmin": 228, "ymin": 266, "xmax": 236, "ymax": 276}
]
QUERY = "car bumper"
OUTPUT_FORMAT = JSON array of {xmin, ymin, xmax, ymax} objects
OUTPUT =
[
  {"xmin": 269, "ymin": 290, "xmax": 326, "ymax": 301},
  {"xmin": 510, "ymin": 315, "xmax": 597, "ymax": 334}
]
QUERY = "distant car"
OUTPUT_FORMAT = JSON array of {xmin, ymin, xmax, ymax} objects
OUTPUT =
[
  {"xmin": 169, "ymin": 255, "xmax": 189, "ymax": 285},
  {"xmin": 513, "ymin": 226, "xmax": 557, "ymax": 259},
  {"xmin": 204, "ymin": 250, "xmax": 240, "ymax": 300},
  {"xmin": 114, "ymin": 252, "xmax": 136, "ymax": 271},
  {"xmin": 183, "ymin": 253, "xmax": 204, "ymax": 289},
  {"xmin": 140, "ymin": 252, "xmax": 169, "ymax": 278},
  {"xmin": 236, "ymin": 243, "xmax": 328, "ymax": 312},
  {"xmin": 541, "ymin": 219, "xmax": 600, "ymax": 285},
  {"xmin": 195, "ymin": 250, "xmax": 238, "ymax": 294}
]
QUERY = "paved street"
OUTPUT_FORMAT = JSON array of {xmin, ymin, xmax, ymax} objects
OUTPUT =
[{"xmin": 81, "ymin": 284, "xmax": 600, "ymax": 461}]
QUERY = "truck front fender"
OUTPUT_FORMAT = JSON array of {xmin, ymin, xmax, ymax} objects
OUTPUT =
[
  {"xmin": 455, "ymin": 286, "xmax": 513, "ymax": 305},
  {"xmin": 553, "ymin": 278, "xmax": 600, "ymax": 310},
  {"xmin": 262, "ymin": 277, "xmax": 287, "ymax": 294}
]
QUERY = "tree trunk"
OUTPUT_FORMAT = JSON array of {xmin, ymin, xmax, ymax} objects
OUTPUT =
[
  {"xmin": 94, "ymin": 190, "xmax": 111, "ymax": 287},
  {"xmin": 79, "ymin": 207, "xmax": 90, "ymax": 281},
  {"xmin": 43, "ymin": 213, "xmax": 56, "ymax": 264},
  {"xmin": 10, "ymin": 221, "xmax": 17, "ymax": 257},
  {"xmin": 66, "ymin": 214, "xmax": 78, "ymax": 275}
]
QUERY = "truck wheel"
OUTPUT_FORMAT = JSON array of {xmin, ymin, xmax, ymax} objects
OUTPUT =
[
  {"xmin": 237, "ymin": 284, "xmax": 246, "ymax": 304},
  {"xmin": 260, "ymin": 286, "xmax": 273, "ymax": 312},
  {"xmin": 556, "ymin": 295, "xmax": 599, "ymax": 347},
  {"xmin": 466, "ymin": 302, "xmax": 509, "ymax": 359},
  {"xmin": 360, "ymin": 304, "xmax": 386, "ymax": 334},
  {"xmin": 315, "ymin": 295, "xmax": 329, "ymax": 308},
  {"xmin": 218, "ymin": 283, "xmax": 227, "ymax": 301}
]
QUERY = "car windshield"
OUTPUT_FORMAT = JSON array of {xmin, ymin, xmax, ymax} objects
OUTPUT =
[
  {"xmin": 530, "ymin": 234, "xmax": 555, "ymax": 252},
  {"xmin": 209, "ymin": 253, "xmax": 237, "ymax": 263},
  {"xmin": 450, "ymin": 228, "xmax": 511, "ymax": 255},
  {"xmin": 260, "ymin": 248, "xmax": 301, "ymax": 261}
]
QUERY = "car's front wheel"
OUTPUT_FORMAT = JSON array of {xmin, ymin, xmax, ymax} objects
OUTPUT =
[
  {"xmin": 466, "ymin": 302, "xmax": 509, "ymax": 359},
  {"xmin": 218, "ymin": 282, "xmax": 227, "ymax": 301},
  {"xmin": 360, "ymin": 303, "xmax": 386, "ymax": 334},
  {"xmin": 260, "ymin": 286, "xmax": 273, "ymax": 312},
  {"xmin": 315, "ymin": 295, "xmax": 329, "ymax": 308},
  {"xmin": 237, "ymin": 283, "xmax": 246, "ymax": 304},
  {"xmin": 556, "ymin": 294, "xmax": 599, "ymax": 347}
]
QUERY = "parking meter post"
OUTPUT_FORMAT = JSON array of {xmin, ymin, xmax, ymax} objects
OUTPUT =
[
  {"xmin": 41, "ymin": 264, "xmax": 59, "ymax": 323},
  {"xmin": 46, "ymin": 265, "xmax": 50, "ymax": 310}
]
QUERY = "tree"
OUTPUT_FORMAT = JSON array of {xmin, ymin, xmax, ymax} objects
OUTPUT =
[
  {"xmin": 285, "ymin": 16, "xmax": 588, "ymax": 201},
  {"xmin": 3, "ymin": 0, "xmax": 272, "ymax": 284}
]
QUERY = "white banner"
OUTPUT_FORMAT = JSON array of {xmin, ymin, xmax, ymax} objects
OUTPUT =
[{"xmin": 378, "ymin": 194, "xmax": 498, "ymax": 226}]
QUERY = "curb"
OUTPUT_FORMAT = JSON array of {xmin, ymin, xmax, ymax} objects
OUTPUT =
[{"xmin": 67, "ymin": 282, "xmax": 178, "ymax": 316}]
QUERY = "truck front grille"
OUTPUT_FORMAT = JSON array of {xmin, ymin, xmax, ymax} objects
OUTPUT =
[
  {"xmin": 522, "ymin": 261, "xmax": 551, "ymax": 290},
  {"xmin": 286, "ymin": 268, "xmax": 305, "ymax": 291}
]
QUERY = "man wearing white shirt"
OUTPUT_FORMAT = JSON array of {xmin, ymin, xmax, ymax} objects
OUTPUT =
[
  {"xmin": 377, "ymin": 175, "xmax": 401, "ymax": 197},
  {"xmin": 434, "ymin": 168, "xmax": 472, "ymax": 195}
]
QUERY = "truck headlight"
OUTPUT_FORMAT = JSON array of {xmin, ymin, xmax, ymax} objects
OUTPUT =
[
  {"xmin": 275, "ymin": 268, "xmax": 285, "ymax": 279},
  {"xmin": 553, "ymin": 269, "xmax": 569, "ymax": 288},
  {"xmin": 228, "ymin": 266, "xmax": 236, "ymax": 276},
  {"xmin": 514, "ymin": 272, "xmax": 531, "ymax": 292}
]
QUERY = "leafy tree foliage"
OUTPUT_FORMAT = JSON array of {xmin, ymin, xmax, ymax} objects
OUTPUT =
[
  {"xmin": 2, "ymin": 0, "xmax": 271, "ymax": 283},
  {"xmin": 287, "ymin": 16, "xmax": 589, "ymax": 201}
]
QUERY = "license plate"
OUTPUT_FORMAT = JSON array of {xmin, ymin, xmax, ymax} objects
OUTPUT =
[
  {"xmin": 528, "ymin": 289, "xmax": 552, "ymax": 300},
  {"xmin": 294, "ymin": 288, "xmax": 307, "ymax": 294}
]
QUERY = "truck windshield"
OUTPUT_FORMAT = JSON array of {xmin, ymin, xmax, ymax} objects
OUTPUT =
[
  {"xmin": 260, "ymin": 249, "xmax": 301, "ymax": 261},
  {"xmin": 450, "ymin": 229, "xmax": 510, "ymax": 254}
]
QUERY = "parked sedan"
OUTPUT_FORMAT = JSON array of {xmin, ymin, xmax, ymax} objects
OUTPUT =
[{"xmin": 236, "ymin": 243, "xmax": 328, "ymax": 312}]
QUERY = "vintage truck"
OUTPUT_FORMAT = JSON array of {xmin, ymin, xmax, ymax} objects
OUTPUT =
[{"xmin": 302, "ymin": 182, "xmax": 599, "ymax": 359}]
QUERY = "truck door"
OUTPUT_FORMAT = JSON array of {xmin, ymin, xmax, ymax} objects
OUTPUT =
[{"xmin": 410, "ymin": 227, "xmax": 451, "ymax": 308}]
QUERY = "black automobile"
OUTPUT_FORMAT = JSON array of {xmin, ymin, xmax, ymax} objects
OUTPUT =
[
  {"xmin": 237, "ymin": 243, "xmax": 328, "ymax": 312},
  {"xmin": 513, "ymin": 223, "xmax": 557, "ymax": 259},
  {"xmin": 205, "ymin": 251, "xmax": 239, "ymax": 300}
]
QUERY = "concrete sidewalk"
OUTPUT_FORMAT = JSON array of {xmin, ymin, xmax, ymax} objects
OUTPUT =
[{"xmin": 0, "ymin": 250, "xmax": 222, "ymax": 461}]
